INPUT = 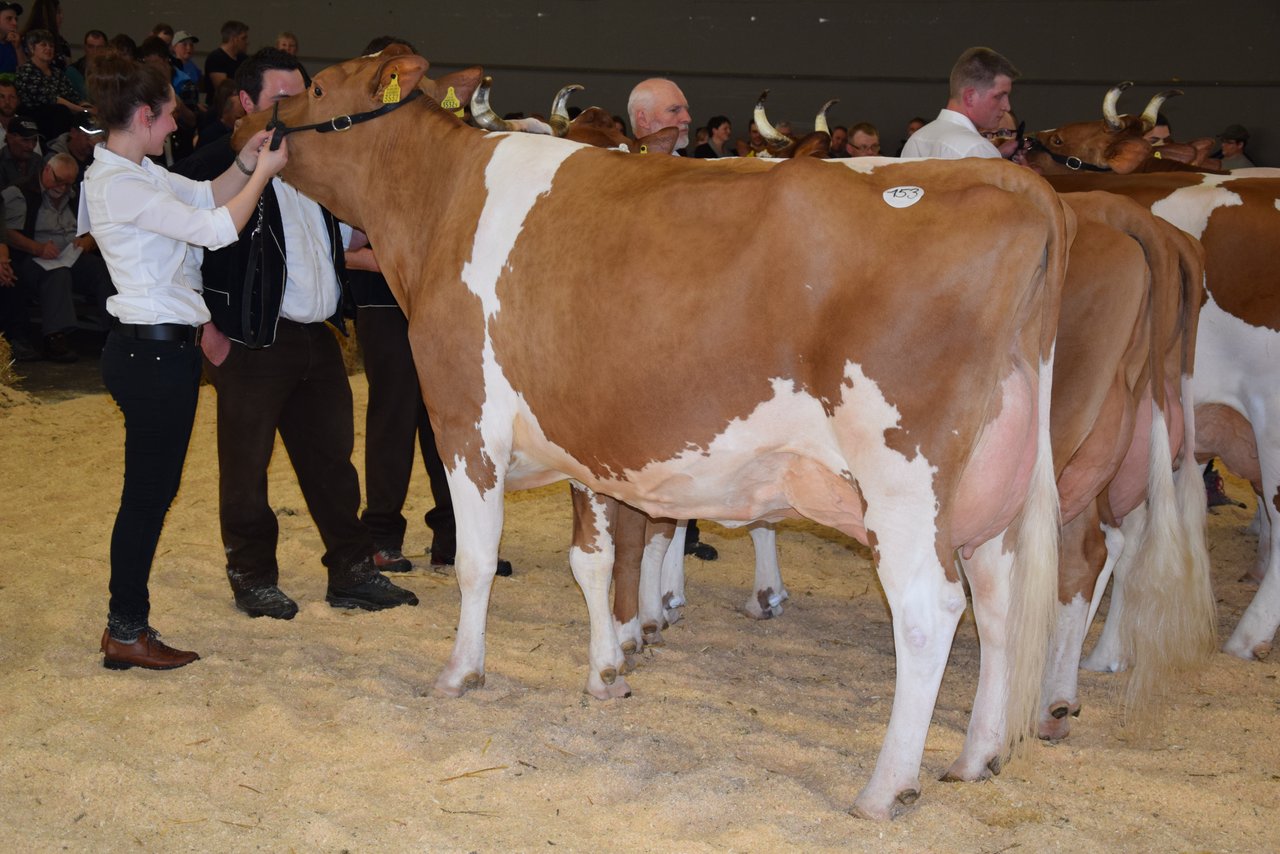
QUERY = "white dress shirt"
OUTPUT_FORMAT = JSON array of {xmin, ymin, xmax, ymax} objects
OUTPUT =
[
  {"xmin": 78, "ymin": 144, "xmax": 239, "ymax": 325},
  {"xmin": 274, "ymin": 178, "xmax": 341, "ymax": 323},
  {"xmin": 901, "ymin": 109, "xmax": 1001, "ymax": 160}
]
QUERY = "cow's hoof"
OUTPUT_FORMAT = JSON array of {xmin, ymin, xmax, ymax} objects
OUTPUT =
[
  {"xmin": 620, "ymin": 639, "xmax": 638, "ymax": 655},
  {"xmin": 642, "ymin": 623, "xmax": 665, "ymax": 647},
  {"xmin": 941, "ymin": 753, "xmax": 998, "ymax": 782},
  {"xmin": 851, "ymin": 787, "xmax": 918, "ymax": 820},
  {"xmin": 1254, "ymin": 642, "xmax": 1272, "ymax": 660},
  {"xmin": 1224, "ymin": 635, "xmax": 1271, "ymax": 661},
  {"xmin": 434, "ymin": 670, "xmax": 484, "ymax": 697},
  {"xmin": 586, "ymin": 672, "xmax": 632, "ymax": 700},
  {"xmin": 1038, "ymin": 715, "xmax": 1073, "ymax": 742},
  {"xmin": 743, "ymin": 601, "xmax": 781, "ymax": 620}
]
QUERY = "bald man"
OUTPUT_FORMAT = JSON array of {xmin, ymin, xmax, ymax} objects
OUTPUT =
[{"xmin": 627, "ymin": 78, "xmax": 692, "ymax": 154}]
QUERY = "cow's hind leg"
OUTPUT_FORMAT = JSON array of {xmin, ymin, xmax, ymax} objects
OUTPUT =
[
  {"xmin": 569, "ymin": 483, "xmax": 630, "ymax": 699},
  {"xmin": 639, "ymin": 519, "xmax": 676, "ymax": 645},
  {"xmin": 852, "ymin": 539, "xmax": 966, "ymax": 820},
  {"xmin": 1225, "ymin": 463, "xmax": 1280, "ymax": 660},
  {"xmin": 744, "ymin": 522, "xmax": 788, "ymax": 619},
  {"xmin": 433, "ymin": 464, "xmax": 506, "ymax": 697},
  {"xmin": 660, "ymin": 520, "xmax": 688, "ymax": 625},
  {"xmin": 1081, "ymin": 512, "xmax": 1143, "ymax": 673}
]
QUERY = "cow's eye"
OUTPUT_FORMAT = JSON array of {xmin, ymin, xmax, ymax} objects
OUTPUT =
[
  {"xmin": 313, "ymin": 85, "xmax": 323, "ymax": 97},
  {"xmin": 1051, "ymin": 135, "xmax": 1063, "ymax": 146}
]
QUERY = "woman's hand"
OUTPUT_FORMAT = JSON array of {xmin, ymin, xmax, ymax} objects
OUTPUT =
[
  {"xmin": 234, "ymin": 130, "xmax": 274, "ymax": 173},
  {"xmin": 256, "ymin": 135, "xmax": 289, "ymax": 177}
]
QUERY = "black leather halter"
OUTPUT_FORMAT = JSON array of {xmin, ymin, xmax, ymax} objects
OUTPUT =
[
  {"xmin": 265, "ymin": 88, "xmax": 425, "ymax": 150},
  {"xmin": 1024, "ymin": 135, "xmax": 1113, "ymax": 172}
]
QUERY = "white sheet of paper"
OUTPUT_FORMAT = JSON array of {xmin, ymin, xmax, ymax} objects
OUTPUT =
[{"xmin": 33, "ymin": 243, "xmax": 82, "ymax": 272}]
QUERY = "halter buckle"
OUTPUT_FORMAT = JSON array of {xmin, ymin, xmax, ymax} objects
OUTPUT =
[{"xmin": 329, "ymin": 115, "xmax": 354, "ymax": 133}]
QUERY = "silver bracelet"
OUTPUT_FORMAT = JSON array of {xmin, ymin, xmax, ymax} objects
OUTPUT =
[{"xmin": 234, "ymin": 155, "xmax": 253, "ymax": 176}]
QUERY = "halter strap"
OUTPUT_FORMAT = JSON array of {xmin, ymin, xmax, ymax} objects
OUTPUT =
[{"xmin": 266, "ymin": 88, "xmax": 425, "ymax": 150}]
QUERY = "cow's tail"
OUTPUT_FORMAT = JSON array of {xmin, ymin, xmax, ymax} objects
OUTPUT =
[
  {"xmin": 1006, "ymin": 348, "xmax": 1062, "ymax": 761},
  {"xmin": 1115, "ymin": 228, "xmax": 1215, "ymax": 731}
]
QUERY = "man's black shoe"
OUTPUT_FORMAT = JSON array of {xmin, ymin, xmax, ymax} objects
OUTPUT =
[
  {"xmin": 684, "ymin": 540, "xmax": 719, "ymax": 561},
  {"xmin": 234, "ymin": 585, "xmax": 300, "ymax": 620},
  {"xmin": 327, "ymin": 571, "xmax": 419, "ymax": 610}
]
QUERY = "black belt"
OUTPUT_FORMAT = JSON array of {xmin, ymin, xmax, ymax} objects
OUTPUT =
[{"xmin": 114, "ymin": 322, "xmax": 203, "ymax": 344}]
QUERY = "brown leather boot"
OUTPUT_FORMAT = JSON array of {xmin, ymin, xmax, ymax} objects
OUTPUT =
[{"xmin": 100, "ymin": 628, "xmax": 200, "ymax": 671}]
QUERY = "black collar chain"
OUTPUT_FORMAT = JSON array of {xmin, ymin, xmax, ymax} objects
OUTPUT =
[{"xmin": 266, "ymin": 88, "xmax": 425, "ymax": 150}]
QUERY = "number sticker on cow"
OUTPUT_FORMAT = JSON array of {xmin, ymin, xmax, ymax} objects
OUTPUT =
[{"xmin": 883, "ymin": 186, "xmax": 924, "ymax": 208}]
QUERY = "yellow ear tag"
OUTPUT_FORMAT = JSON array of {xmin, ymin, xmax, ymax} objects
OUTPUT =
[
  {"xmin": 441, "ymin": 86, "xmax": 464, "ymax": 118},
  {"xmin": 638, "ymin": 144, "xmax": 648, "ymax": 154},
  {"xmin": 1153, "ymin": 150, "xmax": 1162, "ymax": 159},
  {"xmin": 382, "ymin": 73, "xmax": 401, "ymax": 104}
]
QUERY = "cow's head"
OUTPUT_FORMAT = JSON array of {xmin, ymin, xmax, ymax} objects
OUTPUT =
[
  {"xmin": 753, "ymin": 91, "xmax": 837, "ymax": 160},
  {"xmin": 232, "ymin": 45, "xmax": 482, "ymax": 155},
  {"xmin": 1026, "ymin": 82, "xmax": 1215, "ymax": 175}
]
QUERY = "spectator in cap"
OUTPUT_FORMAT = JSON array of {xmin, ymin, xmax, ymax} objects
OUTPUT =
[
  {"xmin": 170, "ymin": 29, "xmax": 202, "ymax": 93},
  {"xmin": 0, "ymin": 114, "xmax": 41, "ymax": 189},
  {"xmin": 47, "ymin": 109, "xmax": 95, "ymax": 179},
  {"xmin": 1216, "ymin": 124, "xmax": 1254, "ymax": 170},
  {"xmin": 0, "ymin": 2, "xmax": 26, "ymax": 74},
  {"xmin": 64, "ymin": 29, "xmax": 107, "ymax": 101}
]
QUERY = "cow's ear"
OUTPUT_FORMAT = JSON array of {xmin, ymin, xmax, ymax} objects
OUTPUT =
[
  {"xmin": 792, "ymin": 132, "xmax": 831, "ymax": 159},
  {"xmin": 637, "ymin": 127, "xmax": 678, "ymax": 155},
  {"xmin": 375, "ymin": 54, "xmax": 429, "ymax": 103},
  {"xmin": 1104, "ymin": 137, "xmax": 1150, "ymax": 174},
  {"xmin": 1188, "ymin": 136, "xmax": 1216, "ymax": 167},
  {"xmin": 423, "ymin": 66, "xmax": 484, "ymax": 109}
]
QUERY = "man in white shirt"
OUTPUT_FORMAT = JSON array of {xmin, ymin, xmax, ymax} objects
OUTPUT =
[
  {"xmin": 902, "ymin": 47, "xmax": 1019, "ymax": 160},
  {"xmin": 178, "ymin": 49, "xmax": 418, "ymax": 619}
]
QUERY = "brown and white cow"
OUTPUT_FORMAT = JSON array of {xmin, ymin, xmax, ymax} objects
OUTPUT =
[
  {"xmin": 236, "ymin": 48, "xmax": 1072, "ymax": 819},
  {"xmin": 1034, "ymin": 170, "xmax": 1280, "ymax": 663}
]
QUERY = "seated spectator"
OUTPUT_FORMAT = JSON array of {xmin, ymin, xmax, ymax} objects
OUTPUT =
[
  {"xmin": 150, "ymin": 22, "xmax": 173, "ymax": 44},
  {"xmin": 828, "ymin": 124, "xmax": 849, "ymax": 158},
  {"xmin": 15, "ymin": 27, "xmax": 86, "ymax": 138},
  {"xmin": 847, "ymin": 122, "xmax": 881, "ymax": 157},
  {"xmin": 980, "ymin": 109, "xmax": 1028, "ymax": 166},
  {"xmin": 774, "ymin": 119, "xmax": 795, "ymax": 140},
  {"xmin": 204, "ymin": 20, "xmax": 249, "ymax": 101},
  {"xmin": 611, "ymin": 114, "xmax": 626, "ymax": 136},
  {"xmin": 137, "ymin": 35, "xmax": 195, "ymax": 162},
  {"xmin": 0, "ymin": 210, "xmax": 33, "ymax": 359},
  {"xmin": 0, "ymin": 2, "xmax": 27, "ymax": 75},
  {"xmin": 19, "ymin": 0, "xmax": 68, "ymax": 69},
  {"xmin": 3, "ymin": 151, "xmax": 113, "ymax": 360},
  {"xmin": 169, "ymin": 29, "xmax": 201, "ymax": 95},
  {"xmin": 0, "ymin": 114, "xmax": 41, "ymax": 189},
  {"xmin": 1144, "ymin": 112, "xmax": 1171, "ymax": 146},
  {"xmin": 693, "ymin": 115, "xmax": 735, "ymax": 158},
  {"xmin": 194, "ymin": 78, "xmax": 243, "ymax": 150},
  {"xmin": 1215, "ymin": 124, "xmax": 1254, "ymax": 170},
  {"xmin": 895, "ymin": 116, "xmax": 927, "ymax": 156},
  {"xmin": 735, "ymin": 120, "xmax": 769, "ymax": 157},
  {"xmin": 47, "ymin": 110, "xmax": 94, "ymax": 178},
  {"xmin": 275, "ymin": 31, "xmax": 298, "ymax": 55},
  {"xmin": 0, "ymin": 78, "xmax": 18, "ymax": 145},
  {"xmin": 63, "ymin": 28, "xmax": 106, "ymax": 102},
  {"xmin": 107, "ymin": 32, "xmax": 136, "ymax": 59}
]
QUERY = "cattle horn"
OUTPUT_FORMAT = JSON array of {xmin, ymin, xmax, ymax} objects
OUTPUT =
[
  {"xmin": 470, "ymin": 76, "xmax": 520, "ymax": 132},
  {"xmin": 753, "ymin": 90, "xmax": 790, "ymax": 147},
  {"xmin": 1140, "ymin": 88, "xmax": 1182, "ymax": 133},
  {"xmin": 1102, "ymin": 81, "xmax": 1133, "ymax": 132},
  {"xmin": 549, "ymin": 84, "xmax": 584, "ymax": 137},
  {"xmin": 814, "ymin": 98, "xmax": 839, "ymax": 135}
]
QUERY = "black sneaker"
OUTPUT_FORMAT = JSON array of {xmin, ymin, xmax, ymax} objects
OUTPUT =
[
  {"xmin": 234, "ymin": 585, "xmax": 300, "ymax": 619},
  {"xmin": 327, "ymin": 571, "xmax": 419, "ymax": 611},
  {"xmin": 684, "ymin": 540, "xmax": 718, "ymax": 561},
  {"xmin": 373, "ymin": 547, "xmax": 413, "ymax": 573},
  {"xmin": 43, "ymin": 332, "xmax": 78, "ymax": 363}
]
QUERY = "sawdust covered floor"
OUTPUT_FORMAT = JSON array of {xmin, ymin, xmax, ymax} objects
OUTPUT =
[{"xmin": 0, "ymin": 377, "xmax": 1277, "ymax": 852}]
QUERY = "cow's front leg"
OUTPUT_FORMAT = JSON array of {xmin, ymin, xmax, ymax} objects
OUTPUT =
[
  {"xmin": 433, "ymin": 466, "xmax": 505, "ymax": 697},
  {"xmin": 570, "ymin": 483, "xmax": 630, "ymax": 699},
  {"xmin": 745, "ymin": 522, "xmax": 787, "ymax": 619}
]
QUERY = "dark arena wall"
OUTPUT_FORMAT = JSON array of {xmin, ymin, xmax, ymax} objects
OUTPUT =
[{"xmin": 92, "ymin": 1, "xmax": 1276, "ymax": 164}]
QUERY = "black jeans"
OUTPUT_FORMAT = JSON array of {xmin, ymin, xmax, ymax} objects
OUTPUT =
[
  {"xmin": 101, "ymin": 330, "xmax": 203, "ymax": 620},
  {"xmin": 357, "ymin": 306, "xmax": 455, "ymax": 558},
  {"xmin": 204, "ymin": 320, "xmax": 371, "ymax": 589}
]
